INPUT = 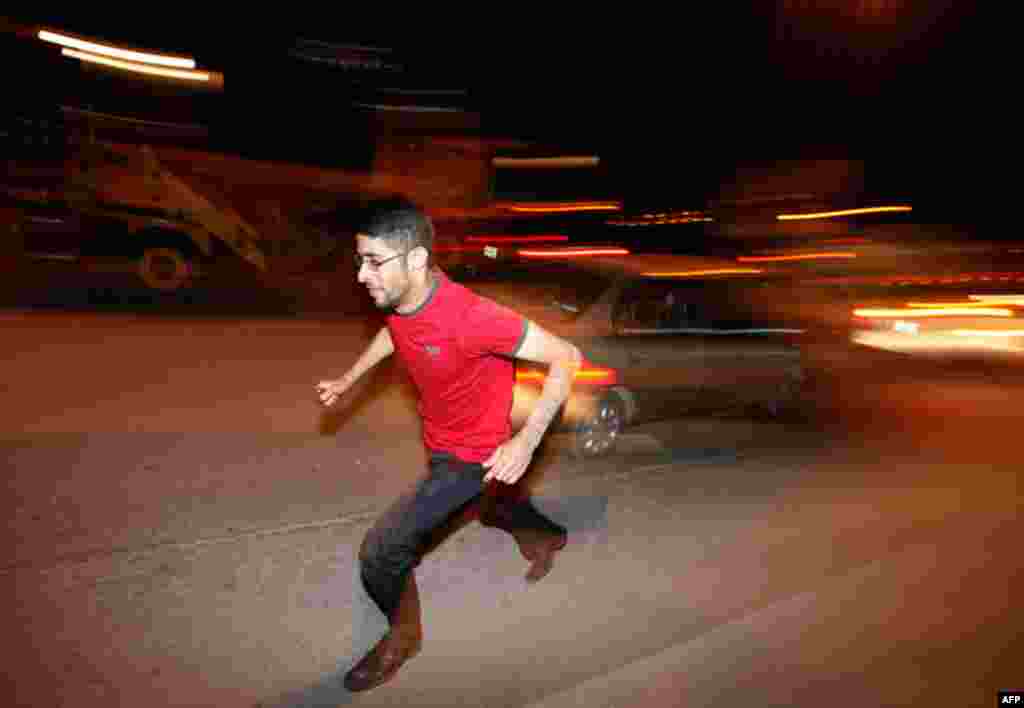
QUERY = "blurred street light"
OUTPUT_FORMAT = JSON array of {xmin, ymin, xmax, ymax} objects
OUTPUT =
[
  {"xmin": 776, "ymin": 205, "xmax": 913, "ymax": 221},
  {"xmin": 39, "ymin": 29, "xmax": 197, "ymax": 68},
  {"xmin": 61, "ymin": 48, "xmax": 214, "ymax": 83}
]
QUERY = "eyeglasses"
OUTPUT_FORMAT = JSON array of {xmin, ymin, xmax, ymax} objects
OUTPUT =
[{"xmin": 354, "ymin": 250, "xmax": 408, "ymax": 272}]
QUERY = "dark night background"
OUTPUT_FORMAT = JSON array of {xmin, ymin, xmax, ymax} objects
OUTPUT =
[
  {"xmin": 3, "ymin": 12, "xmax": 1021, "ymax": 708},
  {"xmin": 3, "ymin": 5, "xmax": 986, "ymax": 221}
]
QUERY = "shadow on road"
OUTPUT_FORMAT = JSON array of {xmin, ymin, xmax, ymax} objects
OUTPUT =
[{"xmin": 262, "ymin": 462, "xmax": 611, "ymax": 707}]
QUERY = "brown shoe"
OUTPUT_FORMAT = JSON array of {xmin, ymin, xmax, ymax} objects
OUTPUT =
[
  {"xmin": 344, "ymin": 630, "xmax": 421, "ymax": 692},
  {"xmin": 524, "ymin": 531, "xmax": 567, "ymax": 583},
  {"xmin": 345, "ymin": 572, "xmax": 423, "ymax": 692}
]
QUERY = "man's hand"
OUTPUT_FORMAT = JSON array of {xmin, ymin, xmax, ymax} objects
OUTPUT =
[
  {"xmin": 482, "ymin": 433, "xmax": 536, "ymax": 485},
  {"xmin": 316, "ymin": 376, "xmax": 352, "ymax": 407}
]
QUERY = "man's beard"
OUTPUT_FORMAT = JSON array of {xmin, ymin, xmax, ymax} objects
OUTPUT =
[{"xmin": 370, "ymin": 284, "xmax": 401, "ymax": 311}]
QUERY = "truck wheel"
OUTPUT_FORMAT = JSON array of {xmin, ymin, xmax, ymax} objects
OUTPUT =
[{"xmin": 138, "ymin": 246, "xmax": 191, "ymax": 291}]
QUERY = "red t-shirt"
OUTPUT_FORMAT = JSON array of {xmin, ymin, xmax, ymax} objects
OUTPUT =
[{"xmin": 386, "ymin": 270, "xmax": 529, "ymax": 462}]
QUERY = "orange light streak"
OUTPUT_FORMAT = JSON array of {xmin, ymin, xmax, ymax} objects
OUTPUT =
[
  {"xmin": 737, "ymin": 252, "xmax": 857, "ymax": 263},
  {"xmin": 516, "ymin": 368, "xmax": 617, "ymax": 383},
  {"xmin": 502, "ymin": 202, "xmax": 622, "ymax": 214},
  {"xmin": 492, "ymin": 156, "xmax": 600, "ymax": 168},
  {"xmin": 641, "ymin": 268, "xmax": 764, "ymax": 278}
]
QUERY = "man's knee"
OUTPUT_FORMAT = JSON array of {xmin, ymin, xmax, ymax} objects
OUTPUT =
[
  {"xmin": 358, "ymin": 530, "xmax": 388, "ymax": 568},
  {"xmin": 359, "ymin": 528, "xmax": 416, "ymax": 573}
]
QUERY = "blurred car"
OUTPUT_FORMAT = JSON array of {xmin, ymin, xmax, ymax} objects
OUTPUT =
[{"xmin": 495, "ymin": 254, "xmax": 808, "ymax": 458}]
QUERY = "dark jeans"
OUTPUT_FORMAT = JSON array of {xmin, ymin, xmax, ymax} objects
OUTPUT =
[{"xmin": 358, "ymin": 450, "xmax": 566, "ymax": 620}]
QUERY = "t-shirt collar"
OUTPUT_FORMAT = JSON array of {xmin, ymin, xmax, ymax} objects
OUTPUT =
[{"xmin": 394, "ymin": 268, "xmax": 443, "ymax": 317}]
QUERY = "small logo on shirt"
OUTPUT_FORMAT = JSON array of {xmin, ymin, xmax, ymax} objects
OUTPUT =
[{"xmin": 424, "ymin": 344, "xmax": 441, "ymax": 357}]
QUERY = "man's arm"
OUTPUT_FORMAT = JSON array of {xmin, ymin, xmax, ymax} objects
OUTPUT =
[
  {"xmin": 317, "ymin": 327, "xmax": 394, "ymax": 406},
  {"xmin": 514, "ymin": 321, "xmax": 582, "ymax": 451},
  {"xmin": 483, "ymin": 320, "xmax": 581, "ymax": 483}
]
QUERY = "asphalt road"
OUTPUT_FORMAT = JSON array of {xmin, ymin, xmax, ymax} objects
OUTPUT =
[{"xmin": 2, "ymin": 304, "xmax": 1022, "ymax": 708}]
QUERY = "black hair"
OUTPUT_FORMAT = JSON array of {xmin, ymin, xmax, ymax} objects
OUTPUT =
[{"xmin": 355, "ymin": 195, "xmax": 434, "ymax": 263}]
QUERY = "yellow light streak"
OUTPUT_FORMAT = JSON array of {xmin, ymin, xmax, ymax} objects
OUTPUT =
[
  {"xmin": 852, "ymin": 331, "xmax": 1024, "ymax": 353},
  {"xmin": 853, "ymin": 308, "xmax": 1014, "ymax": 318},
  {"xmin": 518, "ymin": 248, "xmax": 630, "ymax": 258},
  {"xmin": 576, "ymin": 369, "xmax": 615, "ymax": 380},
  {"xmin": 968, "ymin": 295, "xmax": 1024, "ymax": 305},
  {"xmin": 737, "ymin": 252, "xmax": 857, "ymax": 263},
  {"xmin": 907, "ymin": 299, "xmax": 1024, "ymax": 309},
  {"xmin": 951, "ymin": 329, "xmax": 1024, "ymax": 338},
  {"xmin": 62, "ymin": 48, "xmax": 211, "ymax": 82},
  {"xmin": 642, "ymin": 268, "xmax": 764, "ymax": 278},
  {"xmin": 40, "ymin": 29, "xmax": 196, "ymax": 68},
  {"xmin": 776, "ymin": 205, "xmax": 913, "ymax": 221}
]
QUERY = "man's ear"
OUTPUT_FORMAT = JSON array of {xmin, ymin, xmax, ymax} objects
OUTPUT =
[{"xmin": 408, "ymin": 245, "xmax": 430, "ymax": 271}]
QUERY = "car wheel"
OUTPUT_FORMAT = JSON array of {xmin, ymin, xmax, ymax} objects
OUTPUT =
[
  {"xmin": 570, "ymin": 391, "xmax": 627, "ymax": 459},
  {"xmin": 138, "ymin": 245, "xmax": 191, "ymax": 291}
]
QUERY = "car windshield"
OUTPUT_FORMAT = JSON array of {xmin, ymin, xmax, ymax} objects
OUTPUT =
[{"xmin": 549, "ymin": 268, "xmax": 614, "ymax": 318}]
